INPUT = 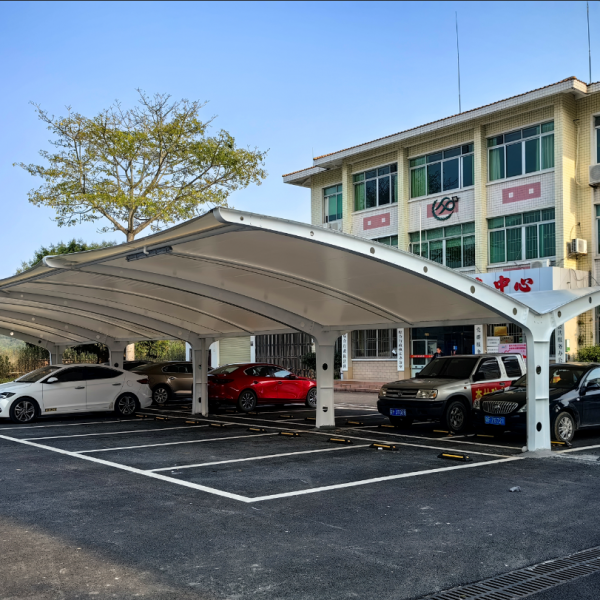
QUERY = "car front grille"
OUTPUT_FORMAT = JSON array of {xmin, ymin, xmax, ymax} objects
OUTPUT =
[
  {"xmin": 385, "ymin": 389, "xmax": 418, "ymax": 399},
  {"xmin": 482, "ymin": 400, "xmax": 519, "ymax": 415}
]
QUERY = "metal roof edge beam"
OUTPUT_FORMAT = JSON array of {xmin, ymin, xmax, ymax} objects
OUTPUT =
[{"xmin": 0, "ymin": 327, "xmax": 57, "ymax": 349}]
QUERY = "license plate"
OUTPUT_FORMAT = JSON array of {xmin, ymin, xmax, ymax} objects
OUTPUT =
[
  {"xmin": 390, "ymin": 408, "xmax": 406, "ymax": 417},
  {"xmin": 484, "ymin": 416, "xmax": 505, "ymax": 426}
]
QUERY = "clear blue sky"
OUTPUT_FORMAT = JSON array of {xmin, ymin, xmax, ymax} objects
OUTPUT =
[{"xmin": 0, "ymin": 0, "xmax": 595, "ymax": 277}]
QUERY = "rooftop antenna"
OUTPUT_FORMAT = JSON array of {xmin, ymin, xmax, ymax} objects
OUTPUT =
[
  {"xmin": 588, "ymin": 2, "xmax": 592, "ymax": 83},
  {"xmin": 455, "ymin": 11, "xmax": 462, "ymax": 113}
]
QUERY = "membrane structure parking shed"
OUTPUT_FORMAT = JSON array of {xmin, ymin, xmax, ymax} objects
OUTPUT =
[{"xmin": 0, "ymin": 206, "xmax": 597, "ymax": 452}]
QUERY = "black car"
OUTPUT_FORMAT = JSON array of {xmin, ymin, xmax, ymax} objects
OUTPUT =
[{"xmin": 472, "ymin": 362, "xmax": 600, "ymax": 442}]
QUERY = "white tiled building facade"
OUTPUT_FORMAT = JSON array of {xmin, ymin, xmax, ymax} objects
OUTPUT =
[{"xmin": 284, "ymin": 77, "xmax": 600, "ymax": 382}]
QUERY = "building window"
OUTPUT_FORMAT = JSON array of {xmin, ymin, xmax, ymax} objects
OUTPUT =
[
  {"xmin": 352, "ymin": 329, "xmax": 398, "ymax": 359},
  {"xmin": 353, "ymin": 164, "xmax": 397, "ymax": 211},
  {"xmin": 324, "ymin": 184, "xmax": 343, "ymax": 223},
  {"xmin": 374, "ymin": 235, "xmax": 398, "ymax": 247},
  {"xmin": 409, "ymin": 144, "xmax": 474, "ymax": 199},
  {"xmin": 488, "ymin": 122, "xmax": 554, "ymax": 182},
  {"xmin": 488, "ymin": 208, "xmax": 555, "ymax": 264},
  {"xmin": 595, "ymin": 116, "xmax": 600, "ymax": 163},
  {"xmin": 408, "ymin": 222, "xmax": 475, "ymax": 268}
]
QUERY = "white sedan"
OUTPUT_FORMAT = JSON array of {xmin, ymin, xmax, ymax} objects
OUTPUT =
[{"xmin": 0, "ymin": 364, "xmax": 152, "ymax": 424}]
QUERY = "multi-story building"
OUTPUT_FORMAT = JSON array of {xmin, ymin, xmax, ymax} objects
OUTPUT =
[{"xmin": 282, "ymin": 76, "xmax": 600, "ymax": 382}]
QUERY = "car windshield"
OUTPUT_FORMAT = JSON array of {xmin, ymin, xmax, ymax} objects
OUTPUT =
[
  {"xmin": 15, "ymin": 365, "xmax": 61, "ymax": 383},
  {"xmin": 210, "ymin": 366, "xmax": 239, "ymax": 375},
  {"xmin": 512, "ymin": 366, "xmax": 587, "ymax": 389},
  {"xmin": 416, "ymin": 357, "xmax": 479, "ymax": 379}
]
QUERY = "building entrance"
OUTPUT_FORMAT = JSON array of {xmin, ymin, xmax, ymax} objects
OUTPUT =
[{"xmin": 411, "ymin": 339, "xmax": 437, "ymax": 377}]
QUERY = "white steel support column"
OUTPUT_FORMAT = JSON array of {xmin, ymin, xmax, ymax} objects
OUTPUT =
[
  {"xmin": 524, "ymin": 328, "xmax": 552, "ymax": 452},
  {"xmin": 49, "ymin": 345, "xmax": 60, "ymax": 365},
  {"xmin": 314, "ymin": 332, "xmax": 341, "ymax": 429},
  {"xmin": 192, "ymin": 338, "xmax": 214, "ymax": 417},
  {"xmin": 108, "ymin": 344, "xmax": 127, "ymax": 369}
]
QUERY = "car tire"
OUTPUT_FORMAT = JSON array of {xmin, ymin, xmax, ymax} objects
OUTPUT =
[
  {"xmin": 305, "ymin": 388, "xmax": 317, "ymax": 408},
  {"xmin": 152, "ymin": 385, "xmax": 171, "ymax": 406},
  {"xmin": 115, "ymin": 393, "xmax": 140, "ymax": 418},
  {"xmin": 237, "ymin": 389, "xmax": 257, "ymax": 412},
  {"xmin": 553, "ymin": 411, "xmax": 576, "ymax": 443},
  {"xmin": 9, "ymin": 398, "xmax": 39, "ymax": 424},
  {"xmin": 444, "ymin": 399, "xmax": 469, "ymax": 434},
  {"xmin": 389, "ymin": 416, "xmax": 413, "ymax": 428}
]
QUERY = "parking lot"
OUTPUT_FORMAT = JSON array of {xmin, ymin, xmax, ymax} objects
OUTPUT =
[{"xmin": 3, "ymin": 394, "xmax": 600, "ymax": 599}]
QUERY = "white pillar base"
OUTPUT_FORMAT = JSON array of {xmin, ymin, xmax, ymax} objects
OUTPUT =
[{"xmin": 314, "ymin": 333, "xmax": 339, "ymax": 429}]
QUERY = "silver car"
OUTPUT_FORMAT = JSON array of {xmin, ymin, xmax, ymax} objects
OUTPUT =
[{"xmin": 377, "ymin": 354, "xmax": 526, "ymax": 434}]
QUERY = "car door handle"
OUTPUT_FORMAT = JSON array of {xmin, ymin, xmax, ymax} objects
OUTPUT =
[
  {"xmin": 112, "ymin": 383, "xmax": 121, "ymax": 386},
  {"xmin": 75, "ymin": 386, "xmax": 85, "ymax": 389},
  {"xmin": 168, "ymin": 376, "xmax": 177, "ymax": 381},
  {"xmin": 277, "ymin": 381, "xmax": 283, "ymax": 385}
]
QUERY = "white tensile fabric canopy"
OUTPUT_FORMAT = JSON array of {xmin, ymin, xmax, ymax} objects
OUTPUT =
[{"xmin": 1, "ymin": 207, "xmax": 598, "ymax": 451}]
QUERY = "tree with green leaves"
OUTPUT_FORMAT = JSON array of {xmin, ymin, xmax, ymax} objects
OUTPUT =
[
  {"xmin": 16, "ymin": 91, "xmax": 268, "ymax": 241},
  {"xmin": 16, "ymin": 238, "xmax": 117, "ymax": 274}
]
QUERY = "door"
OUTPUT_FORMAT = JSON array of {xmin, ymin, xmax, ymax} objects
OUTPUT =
[
  {"xmin": 581, "ymin": 367, "xmax": 600, "ymax": 426},
  {"xmin": 471, "ymin": 357, "xmax": 510, "ymax": 404},
  {"xmin": 411, "ymin": 339, "xmax": 437, "ymax": 378},
  {"xmin": 252, "ymin": 366, "xmax": 280, "ymax": 399},
  {"xmin": 41, "ymin": 367, "xmax": 87, "ymax": 413},
  {"xmin": 271, "ymin": 367, "xmax": 299, "ymax": 400},
  {"xmin": 162, "ymin": 364, "xmax": 192, "ymax": 396},
  {"xmin": 84, "ymin": 366, "xmax": 124, "ymax": 411}
]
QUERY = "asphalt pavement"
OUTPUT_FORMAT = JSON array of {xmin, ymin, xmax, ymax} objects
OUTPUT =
[{"xmin": 1, "ymin": 391, "xmax": 600, "ymax": 600}]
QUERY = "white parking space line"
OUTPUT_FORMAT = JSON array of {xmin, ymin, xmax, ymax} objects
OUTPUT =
[
  {"xmin": 77, "ymin": 432, "xmax": 279, "ymax": 453},
  {"xmin": 248, "ymin": 456, "xmax": 524, "ymax": 502},
  {"xmin": 0, "ymin": 433, "xmax": 249, "ymax": 502},
  {"xmin": 0, "ymin": 420, "xmax": 124, "ymax": 431},
  {"xmin": 359, "ymin": 427, "xmax": 523, "ymax": 451},
  {"xmin": 24, "ymin": 424, "xmax": 209, "ymax": 441},
  {"xmin": 557, "ymin": 443, "xmax": 600, "ymax": 454},
  {"xmin": 150, "ymin": 444, "xmax": 372, "ymax": 472}
]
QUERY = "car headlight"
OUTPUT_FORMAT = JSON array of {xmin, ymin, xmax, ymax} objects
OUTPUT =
[
  {"xmin": 380, "ymin": 388, "xmax": 387, "ymax": 397},
  {"xmin": 517, "ymin": 404, "xmax": 527, "ymax": 413},
  {"xmin": 416, "ymin": 389, "xmax": 437, "ymax": 399},
  {"xmin": 473, "ymin": 398, "xmax": 481, "ymax": 410},
  {"xmin": 0, "ymin": 392, "xmax": 15, "ymax": 399}
]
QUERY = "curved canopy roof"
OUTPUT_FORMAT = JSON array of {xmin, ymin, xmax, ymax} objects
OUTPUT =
[{"xmin": 0, "ymin": 208, "xmax": 596, "ymax": 349}]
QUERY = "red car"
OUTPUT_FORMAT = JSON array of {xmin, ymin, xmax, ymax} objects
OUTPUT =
[{"xmin": 208, "ymin": 363, "xmax": 317, "ymax": 412}]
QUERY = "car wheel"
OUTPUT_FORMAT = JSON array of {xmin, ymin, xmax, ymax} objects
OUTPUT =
[
  {"xmin": 115, "ymin": 393, "xmax": 140, "ymax": 417},
  {"xmin": 305, "ymin": 388, "xmax": 317, "ymax": 408},
  {"xmin": 237, "ymin": 390, "xmax": 257, "ymax": 412},
  {"xmin": 444, "ymin": 400, "xmax": 469, "ymax": 434},
  {"xmin": 553, "ymin": 411, "xmax": 576, "ymax": 442},
  {"xmin": 9, "ymin": 398, "xmax": 39, "ymax": 424},
  {"xmin": 153, "ymin": 385, "xmax": 171, "ymax": 406},
  {"xmin": 389, "ymin": 416, "xmax": 413, "ymax": 428}
]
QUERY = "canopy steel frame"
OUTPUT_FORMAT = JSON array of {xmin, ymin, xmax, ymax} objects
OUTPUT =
[{"xmin": 0, "ymin": 207, "xmax": 599, "ymax": 451}]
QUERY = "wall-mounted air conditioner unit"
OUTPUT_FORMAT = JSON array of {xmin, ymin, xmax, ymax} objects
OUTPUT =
[
  {"xmin": 326, "ymin": 221, "xmax": 343, "ymax": 232},
  {"xmin": 571, "ymin": 238, "xmax": 588, "ymax": 255},
  {"xmin": 590, "ymin": 164, "xmax": 600, "ymax": 187},
  {"xmin": 531, "ymin": 259, "xmax": 550, "ymax": 268}
]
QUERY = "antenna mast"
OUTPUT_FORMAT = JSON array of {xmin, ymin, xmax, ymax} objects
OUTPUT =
[
  {"xmin": 588, "ymin": 2, "xmax": 592, "ymax": 84},
  {"xmin": 455, "ymin": 12, "xmax": 462, "ymax": 113}
]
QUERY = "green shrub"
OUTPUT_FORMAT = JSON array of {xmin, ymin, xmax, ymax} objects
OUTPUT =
[
  {"xmin": 0, "ymin": 355, "xmax": 13, "ymax": 379},
  {"xmin": 576, "ymin": 345, "xmax": 600, "ymax": 363}
]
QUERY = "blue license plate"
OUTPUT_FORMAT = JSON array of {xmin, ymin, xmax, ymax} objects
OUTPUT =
[
  {"xmin": 390, "ymin": 408, "xmax": 406, "ymax": 417},
  {"xmin": 484, "ymin": 416, "xmax": 506, "ymax": 426}
]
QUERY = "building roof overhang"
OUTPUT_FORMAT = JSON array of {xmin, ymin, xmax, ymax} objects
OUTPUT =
[{"xmin": 283, "ymin": 76, "xmax": 590, "ymax": 188}]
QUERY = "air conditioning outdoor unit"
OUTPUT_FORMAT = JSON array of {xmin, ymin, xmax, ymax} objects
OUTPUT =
[
  {"xmin": 326, "ymin": 221, "xmax": 343, "ymax": 232},
  {"xmin": 531, "ymin": 259, "xmax": 550, "ymax": 268},
  {"xmin": 571, "ymin": 238, "xmax": 588, "ymax": 255},
  {"xmin": 590, "ymin": 164, "xmax": 600, "ymax": 187}
]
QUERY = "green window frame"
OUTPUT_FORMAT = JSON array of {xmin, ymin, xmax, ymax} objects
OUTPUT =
[
  {"xmin": 352, "ymin": 329, "xmax": 398, "ymax": 359},
  {"xmin": 487, "ymin": 208, "xmax": 555, "ymax": 264},
  {"xmin": 487, "ymin": 121, "xmax": 554, "ymax": 181},
  {"xmin": 596, "ymin": 205, "xmax": 600, "ymax": 253},
  {"xmin": 408, "ymin": 222, "xmax": 475, "ymax": 269},
  {"xmin": 595, "ymin": 116, "xmax": 600, "ymax": 164},
  {"xmin": 323, "ymin": 184, "xmax": 343, "ymax": 223},
  {"xmin": 373, "ymin": 235, "xmax": 398, "ymax": 247},
  {"xmin": 409, "ymin": 144, "xmax": 474, "ymax": 199},
  {"xmin": 353, "ymin": 164, "xmax": 398, "ymax": 212}
]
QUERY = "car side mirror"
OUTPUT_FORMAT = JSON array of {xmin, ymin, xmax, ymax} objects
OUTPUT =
[
  {"xmin": 287, "ymin": 374, "xmax": 296, "ymax": 380},
  {"xmin": 472, "ymin": 372, "xmax": 485, "ymax": 383},
  {"xmin": 585, "ymin": 381, "xmax": 600, "ymax": 392},
  {"xmin": 45, "ymin": 377, "xmax": 58, "ymax": 384}
]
